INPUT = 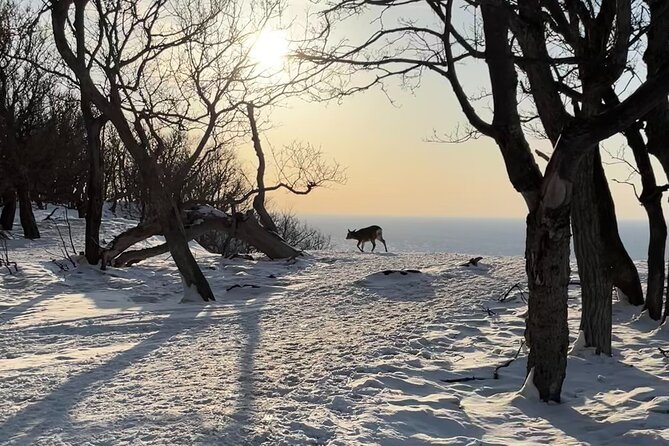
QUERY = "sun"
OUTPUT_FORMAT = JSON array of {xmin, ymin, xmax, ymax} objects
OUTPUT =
[{"xmin": 250, "ymin": 30, "xmax": 289, "ymax": 73}]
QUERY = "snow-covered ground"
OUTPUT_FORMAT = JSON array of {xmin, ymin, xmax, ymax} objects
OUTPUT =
[{"xmin": 1, "ymin": 208, "xmax": 669, "ymax": 445}]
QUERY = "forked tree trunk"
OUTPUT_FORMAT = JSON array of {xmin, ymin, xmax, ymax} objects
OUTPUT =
[
  {"xmin": 526, "ymin": 205, "xmax": 570, "ymax": 402},
  {"xmin": 0, "ymin": 189, "xmax": 16, "ymax": 230},
  {"xmin": 17, "ymin": 182, "xmax": 39, "ymax": 239},
  {"xmin": 82, "ymin": 100, "xmax": 106, "ymax": 265}
]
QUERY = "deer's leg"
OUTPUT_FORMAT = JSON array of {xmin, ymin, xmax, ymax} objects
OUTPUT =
[
  {"xmin": 371, "ymin": 239, "xmax": 376, "ymax": 252},
  {"xmin": 381, "ymin": 239, "xmax": 388, "ymax": 252},
  {"xmin": 357, "ymin": 241, "xmax": 363, "ymax": 252}
]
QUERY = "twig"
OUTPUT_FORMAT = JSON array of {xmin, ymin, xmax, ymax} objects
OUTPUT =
[
  {"xmin": 500, "ymin": 283, "xmax": 528, "ymax": 303},
  {"xmin": 494, "ymin": 340, "xmax": 526, "ymax": 379},
  {"xmin": 535, "ymin": 149, "xmax": 551, "ymax": 162},
  {"xmin": 226, "ymin": 284, "xmax": 261, "ymax": 291},
  {"xmin": 64, "ymin": 210, "xmax": 77, "ymax": 255},
  {"xmin": 658, "ymin": 347, "xmax": 669, "ymax": 358},
  {"xmin": 54, "ymin": 223, "xmax": 76, "ymax": 268},
  {"xmin": 440, "ymin": 339, "xmax": 527, "ymax": 383},
  {"xmin": 0, "ymin": 238, "xmax": 18, "ymax": 274},
  {"xmin": 480, "ymin": 304, "xmax": 496, "ymax": 316},
  {"xmin": 441, "ymin": 376, "xmax": 486, "ymax": 383},
  {"xmin": 43, "ymin": 207, "xmax": 60, "ymax": 221}
]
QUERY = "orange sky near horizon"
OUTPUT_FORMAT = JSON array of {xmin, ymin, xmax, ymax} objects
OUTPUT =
[
  {"xmin": 236, "ymin": 1, "xmax": 662, "ymax": 222},
  {"xmin": 253, "ymin": 73, "xmax": 657, "ymax": 221}
]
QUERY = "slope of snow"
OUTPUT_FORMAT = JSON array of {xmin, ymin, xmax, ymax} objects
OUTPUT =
[{"xmin": 1, "ymin": 208, "xmax": 669, "ymax": 445}]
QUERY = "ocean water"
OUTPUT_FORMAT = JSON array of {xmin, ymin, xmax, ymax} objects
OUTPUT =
[{"xmin": 302, "ymin": 215, "xmax": 652, "ymax": 261}]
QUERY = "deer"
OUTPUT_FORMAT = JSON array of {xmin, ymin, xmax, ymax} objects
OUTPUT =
[{"xmin": 346, "ymin": 226, "xmax": 388, "ymax": 252}]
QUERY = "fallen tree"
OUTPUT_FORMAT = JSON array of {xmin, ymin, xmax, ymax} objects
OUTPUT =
[{"xmin": 102, "ymin": 205, "xmax": 301, "ymax": 268}]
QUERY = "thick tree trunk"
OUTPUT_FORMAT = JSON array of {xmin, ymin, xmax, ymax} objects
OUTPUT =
[
  {"xmin": 82, "ymin": 103, "xmax": 106, "ymax": 265},
  {"xmin": 526, "ymin": 205, "xmax": 571, "ymax": 402},
  {"xmin": 161, "ymin": 210, "xmax": 216, "ymax": 302},
  {"xmin": 0, "ymin": 189, "xmax": 16, "ymax": 230},
  {"xmin": 572, "ymin": 151, "xmax": 613, "ymax": 355},
  {"xmin": 17, "ymin": 182, "xmax": 39, "ymax": 239}
]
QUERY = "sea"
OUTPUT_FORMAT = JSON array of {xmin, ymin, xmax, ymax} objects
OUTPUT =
[{"xmin": 302, "ymin": 215, "xmax": 652, "ymax": 261}]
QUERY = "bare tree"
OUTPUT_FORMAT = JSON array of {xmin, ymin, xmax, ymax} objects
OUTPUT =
[
  {"xmin": 49, "ymin": 0, "xmax": 328, "ymax": 301},
  {"xmin": 0, "ymin": 1, "xmax": 53, "ymax": 239},
  {"xmin": 302, "ymin": 0, "xmax": 669, "ymax": 401}
]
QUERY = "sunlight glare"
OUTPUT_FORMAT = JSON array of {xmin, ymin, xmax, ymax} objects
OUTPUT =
[{"xmin": 250, "ymin": 30, "xmax": 289, "ymax": 73}]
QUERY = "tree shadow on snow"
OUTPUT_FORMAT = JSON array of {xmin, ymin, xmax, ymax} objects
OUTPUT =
[
  {"xmin": 511, "ymin": 360, "xmax": 669, "ymax": 446},
  {"xmin": 201, "ymin": 303, "xmax": 264, "ymax": 444},
  {"xmin": 0, "ymin": 289, "xmax": 63, "ymax": 325},
  {"xmin": 0, "ymin": 308, "xmax": 214, "ymax": 444}
]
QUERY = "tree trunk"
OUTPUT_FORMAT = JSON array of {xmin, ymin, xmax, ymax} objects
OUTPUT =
[
  {"xmin": 526, "ymin": 205, "xmax": 570, "ymax": 402},
  {"xmin": 17, "ymin": 182, "xmax": 39, "ymax": 239},
  {"xmin": 642, "ymin": 0, "xmax": 669, "ymax": 321},
  {"xmin": 0, "ymin": 189, "xmax": 16, "ymax": 230},
  {"xmin": 162, "ymin": 214, "xmax": 215, "ymax": 302},
  {"xmin": 148, "ymin": 174, "xmax": 215, "ymax": 302},
  {"xmin": 247, "ymin": 103, "xmax": 278, "ymax": 233},
  {"xmin": 572, "ymin": 151, "xmax": 613, "ymax": 355},
  {"xmin": 109, "ymin": 207, "xmax": 302, "ymax": 267},
  {"xmin": 596, "ymin": 155, "xmax": 643, "ymax": 307},
  {"xmin": 614, "ymin": 111, "xmax": 666, "ymax": 319},
  {"xmin": 82, "ymin": 101, "xmax": 106, "ymax": 265},
  {"xmin": 646, "ymin": 198, "xmax": 667, "ymax": 320},
  {"xmin": 101, "ymin": 219, "xmax": 162, "ymax": 268}
]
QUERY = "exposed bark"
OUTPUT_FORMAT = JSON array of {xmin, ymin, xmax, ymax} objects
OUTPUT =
[
  {"xmin": 247, "ymin": 103, "xmax": 278, "ymax": 233},
  {"xmin": 525, "ymin": 204, "xmax": 570, "ymax": 402},
  {"xmin": 0, "ymin": 189, "xmax": 16, "ymax": 230},
  {"xmin": 17, "ymin": 181, "xmax": 39, "ymax": 239}
]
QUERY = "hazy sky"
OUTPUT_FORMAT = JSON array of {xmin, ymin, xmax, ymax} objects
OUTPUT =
[
  {"xmin": 256, "ymin": 72, "xmax": 658, "ymax": 220},
  {"xmin": 247, "ymin": 2, "xmax": 661, "ymax": 221}
]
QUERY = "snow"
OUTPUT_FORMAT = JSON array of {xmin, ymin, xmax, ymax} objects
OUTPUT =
[
  {"xmin": 518, "ymin": 367, "xmax": 541, "ymax": 400},
  {"xmin": 569, "ymin": 330, "xmax": 588, "ymax": 355},
  {"xmin": 1, "ymin": 208, "xmax": 669, "ymax": 445}
]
